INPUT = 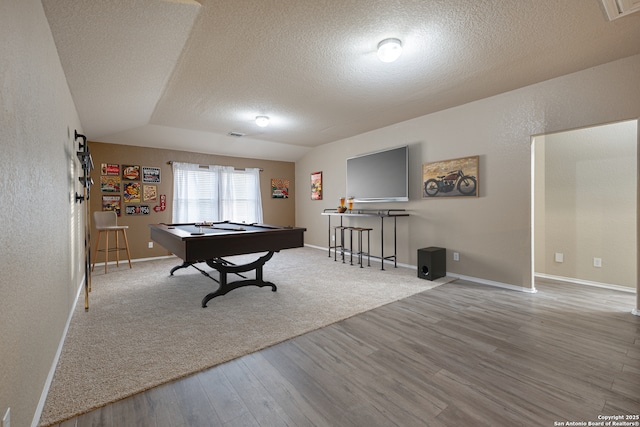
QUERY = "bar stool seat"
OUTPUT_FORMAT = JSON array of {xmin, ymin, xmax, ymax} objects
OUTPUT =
[{"xmin": 92, "ymin": 211, "xmax": 132, "ymax": 273}]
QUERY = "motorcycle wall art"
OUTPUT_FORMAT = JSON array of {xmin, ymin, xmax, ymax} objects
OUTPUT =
[{"xmin": 422, "ymin": 155, "xmax": 479, "ymax": 198}]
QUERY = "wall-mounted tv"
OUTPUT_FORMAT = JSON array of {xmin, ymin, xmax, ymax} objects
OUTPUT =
[{"xmin": 346, "ymin": 145, "xmax": 409, "ymax": 203}]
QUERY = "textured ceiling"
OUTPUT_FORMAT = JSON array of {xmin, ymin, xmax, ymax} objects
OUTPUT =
[{"xmin": 42, "ymin": 0, "xmax": 640, "ymax": 161}]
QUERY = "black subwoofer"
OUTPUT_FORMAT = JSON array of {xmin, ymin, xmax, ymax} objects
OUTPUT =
[{"xmin": 417, "ymin": 247, "xmax": 446, "ymax": 281}]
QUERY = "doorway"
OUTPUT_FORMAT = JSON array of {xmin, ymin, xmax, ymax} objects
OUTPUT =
[{"xmin": 531, "ymin": 119, "xmax": 638, "ymax": 296}]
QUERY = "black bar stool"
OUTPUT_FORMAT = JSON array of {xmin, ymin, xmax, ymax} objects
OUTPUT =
[
  {"xmin": 333, "ymin": 225, "xmax": 350, "ymax": 263},
  {"xmin": 351, "ymin": 227, "xmax": 372, "ymax": 267}
]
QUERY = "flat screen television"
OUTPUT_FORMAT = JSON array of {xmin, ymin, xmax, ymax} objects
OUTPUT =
[{"xmin": 346, "ymin": 145, "xmax": 409, "ymax": 203}]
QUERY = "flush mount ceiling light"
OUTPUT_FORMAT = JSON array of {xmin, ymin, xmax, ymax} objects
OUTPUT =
[
  {"xmin": 377, "ymin": 38, "xmax": 403, "ymax": 63},
  {"xmin": 255, "ymin": 115, "xmax": 270, "ymax": 127}
]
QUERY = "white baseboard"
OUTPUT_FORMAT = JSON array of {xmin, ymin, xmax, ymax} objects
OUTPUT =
[
  {"xmin": 446, "ymin": 273, "xmax": 537, "ymax": 293},
  {"xmin": 33, "ymin": 256, "xmax": 177, "ymax": 425},
  {"xmin": 305, "ymin": 244, "xmax": 536, "ymax": 293},
  {"xmin": 91, "ymin": 254, "xmax": 177, "ymax": 268},
  {"xmin": 535, "ymin": 273, "xmax": 637, "ymax": 294},
  {"xmin": 32, "ymin": 273, "xmax": 86, "ymax": 427}
]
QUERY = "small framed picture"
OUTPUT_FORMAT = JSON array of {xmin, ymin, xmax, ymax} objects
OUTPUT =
[
  {"xmin": 122, "ymin": 165, "xmax": 140, "ymax": 181},
  {"xmin": 101, "ymin": 163, "xmax": 120, "ymax": 176},
  {"xmin": 100, "ymin": 175, "xmax": 120, "ymax": 193},
  {"xmin": 143, "ymin": 185, "xmax": 157, "ymax": 201},
  {"xmin": 271, "ymin": 179, "xmax": 289, "ymax": 198},
  {"xmin": 142, "ymin": 166, "xmax": 161, "ymax": 183},
  {"xmin": 101, "ymin": 195, "xmax": 121, "ymax": 216},
  {"xmin": 123, "ymin": 182, "xmax": 141, "ymax": 203},
  {"xmin": 311, "ymin": 171, "xmax": 322, "ymax": 200}
]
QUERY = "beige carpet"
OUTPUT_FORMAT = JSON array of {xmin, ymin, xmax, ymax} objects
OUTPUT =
[{"xmin": 39, "ymin": 246, "xmax": 452, "ymax": 426}]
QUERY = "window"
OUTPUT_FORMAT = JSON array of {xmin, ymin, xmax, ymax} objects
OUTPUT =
[{"xmin": 172, "ymin": 162, "xmax": 263, "ymax": 224}]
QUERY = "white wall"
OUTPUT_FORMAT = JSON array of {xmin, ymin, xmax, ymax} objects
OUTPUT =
[
  {"xmin": 535, "ymin": 121, "xmax": 637, "ymax": 289},
  {"xmin": 296, "ymin": 54, "xmax": 640, "ymax": 295},
  {"xmin": 0, "ymin": 1, "xmax": 85, "ymax": 426}
]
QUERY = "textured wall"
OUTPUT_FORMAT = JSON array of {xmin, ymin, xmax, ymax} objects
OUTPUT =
[
  {"xmin": 0, "ymin": 1, "xmax": 85, "ymax": 426},
  {"xmin": 296, "ymin": 54, "xmax": 640, "ymax": 295}
]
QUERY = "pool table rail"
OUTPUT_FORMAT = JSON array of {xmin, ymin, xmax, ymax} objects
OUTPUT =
[{"xmin": 149, "ymin": 222, "xmax": 306, "ymax": 261}]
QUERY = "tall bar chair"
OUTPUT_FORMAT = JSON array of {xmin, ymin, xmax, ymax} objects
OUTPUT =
[
  {"xmin": 351, "ymin": 227, "xmax": 372, "ymax": 267},
  {"xmin": 92, "ymin": 211, "xmax": 132, "ymax": 273},
  {"xmin": 333, "ymin": 225, "xmax": 351, "ymax": 263}
]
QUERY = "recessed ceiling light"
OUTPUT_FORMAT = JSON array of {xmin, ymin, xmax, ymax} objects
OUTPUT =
[
  {"xmin": 255, "ymin": 116, "xmax": 270, "ymax": 127},
  {"xmin": 377, "ymin": 38, "xmax": 402, "ymax": 63}
]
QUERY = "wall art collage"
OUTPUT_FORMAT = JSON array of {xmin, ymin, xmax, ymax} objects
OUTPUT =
[{"xmin": 100, "ymin": 164, "xmax": 162, "ymax": 215}]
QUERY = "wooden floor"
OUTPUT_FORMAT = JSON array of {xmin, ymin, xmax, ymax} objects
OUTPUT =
[{"xmin": 55, "ymin": 279, "xmax": 639, "ymax": 427}]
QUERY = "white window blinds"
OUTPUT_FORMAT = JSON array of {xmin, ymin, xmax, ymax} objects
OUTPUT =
[{"xmin": 172, "ymin": 162, "xmax": 263, "ymax": 224}]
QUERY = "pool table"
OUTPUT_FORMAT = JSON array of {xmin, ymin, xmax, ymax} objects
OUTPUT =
[{"xmin": 149, "ymin": 221, "xmax": 306, "ymax": 306}]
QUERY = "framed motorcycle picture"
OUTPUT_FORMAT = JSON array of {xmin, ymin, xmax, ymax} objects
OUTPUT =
[{"xmin": 422, "ymin": 155, "xmax": 479, "ymax": 198}]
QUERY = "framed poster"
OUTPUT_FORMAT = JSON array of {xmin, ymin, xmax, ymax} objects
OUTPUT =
[
  {"xmin": 101, "ymin": 163, "xmax": 120, "ymax": 176},
  {"xmin": 142, "ymin": 166, "xmax": 161, "ymax": 183},
  {"xmin": 271, "ymin": 179, "xmax": 289, "ymax": 198},
  {"xmin": 100, "ymin": 175, "xmax": 121, "ymax": 192},
  {"xmin": 123, "ymin": 182, "xmax": 141, "ymax": 203},
  {"xmin": 143, "ymin": 185, "xmax": 157, "ymax": 201},
  {"xmin": 311, "ymin": 171, "xmax": 322, "ymax": 200},
  {"xmin": 122, "ymin": 165, "xmax": 140, "ymax": 181},
  {"xmin": 101, "ymin": 195, "xmax": 121, "ymax": 216},
  {"xmin": 422, "ymin": 155, "xmax": 479, "ymax": 198}
]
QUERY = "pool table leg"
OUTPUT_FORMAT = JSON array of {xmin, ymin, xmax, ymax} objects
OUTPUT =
[
  {"xmin": 169, "ymin": 261, "xmax": 195, "ymax": 275},
  {"xmin": 201, "ymin": 251, "xmax": 277, "ymax": 307}
]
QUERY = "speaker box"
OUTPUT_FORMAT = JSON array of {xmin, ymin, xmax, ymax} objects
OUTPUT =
[{"xmin": 417, "ymin": 247, "xmax": 446, "ymax": 281}]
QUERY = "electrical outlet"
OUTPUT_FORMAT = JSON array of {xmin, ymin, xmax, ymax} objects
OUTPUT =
[
  {"xmin": 453, "ymin": 252, "xmax": 459, "ymax": 261},
  {"xmin": 148, "ymin": 242, "xmax": 153, "ymax": 249},
  {"xmin": 593, "ymin": 257, "xmax": 602, "ymax": 268},
  {"xmin": 2, "ymin": 407, "xmax": 10, "ymax": 427},
  {"xmin": 555, "ymin": 252, "xmax": 564, "ymax": 263}
]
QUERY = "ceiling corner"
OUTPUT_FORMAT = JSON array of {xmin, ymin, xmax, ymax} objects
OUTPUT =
[{"xmin": 600, "ymin": 0, "xmax": 640, "ymax": 20}]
